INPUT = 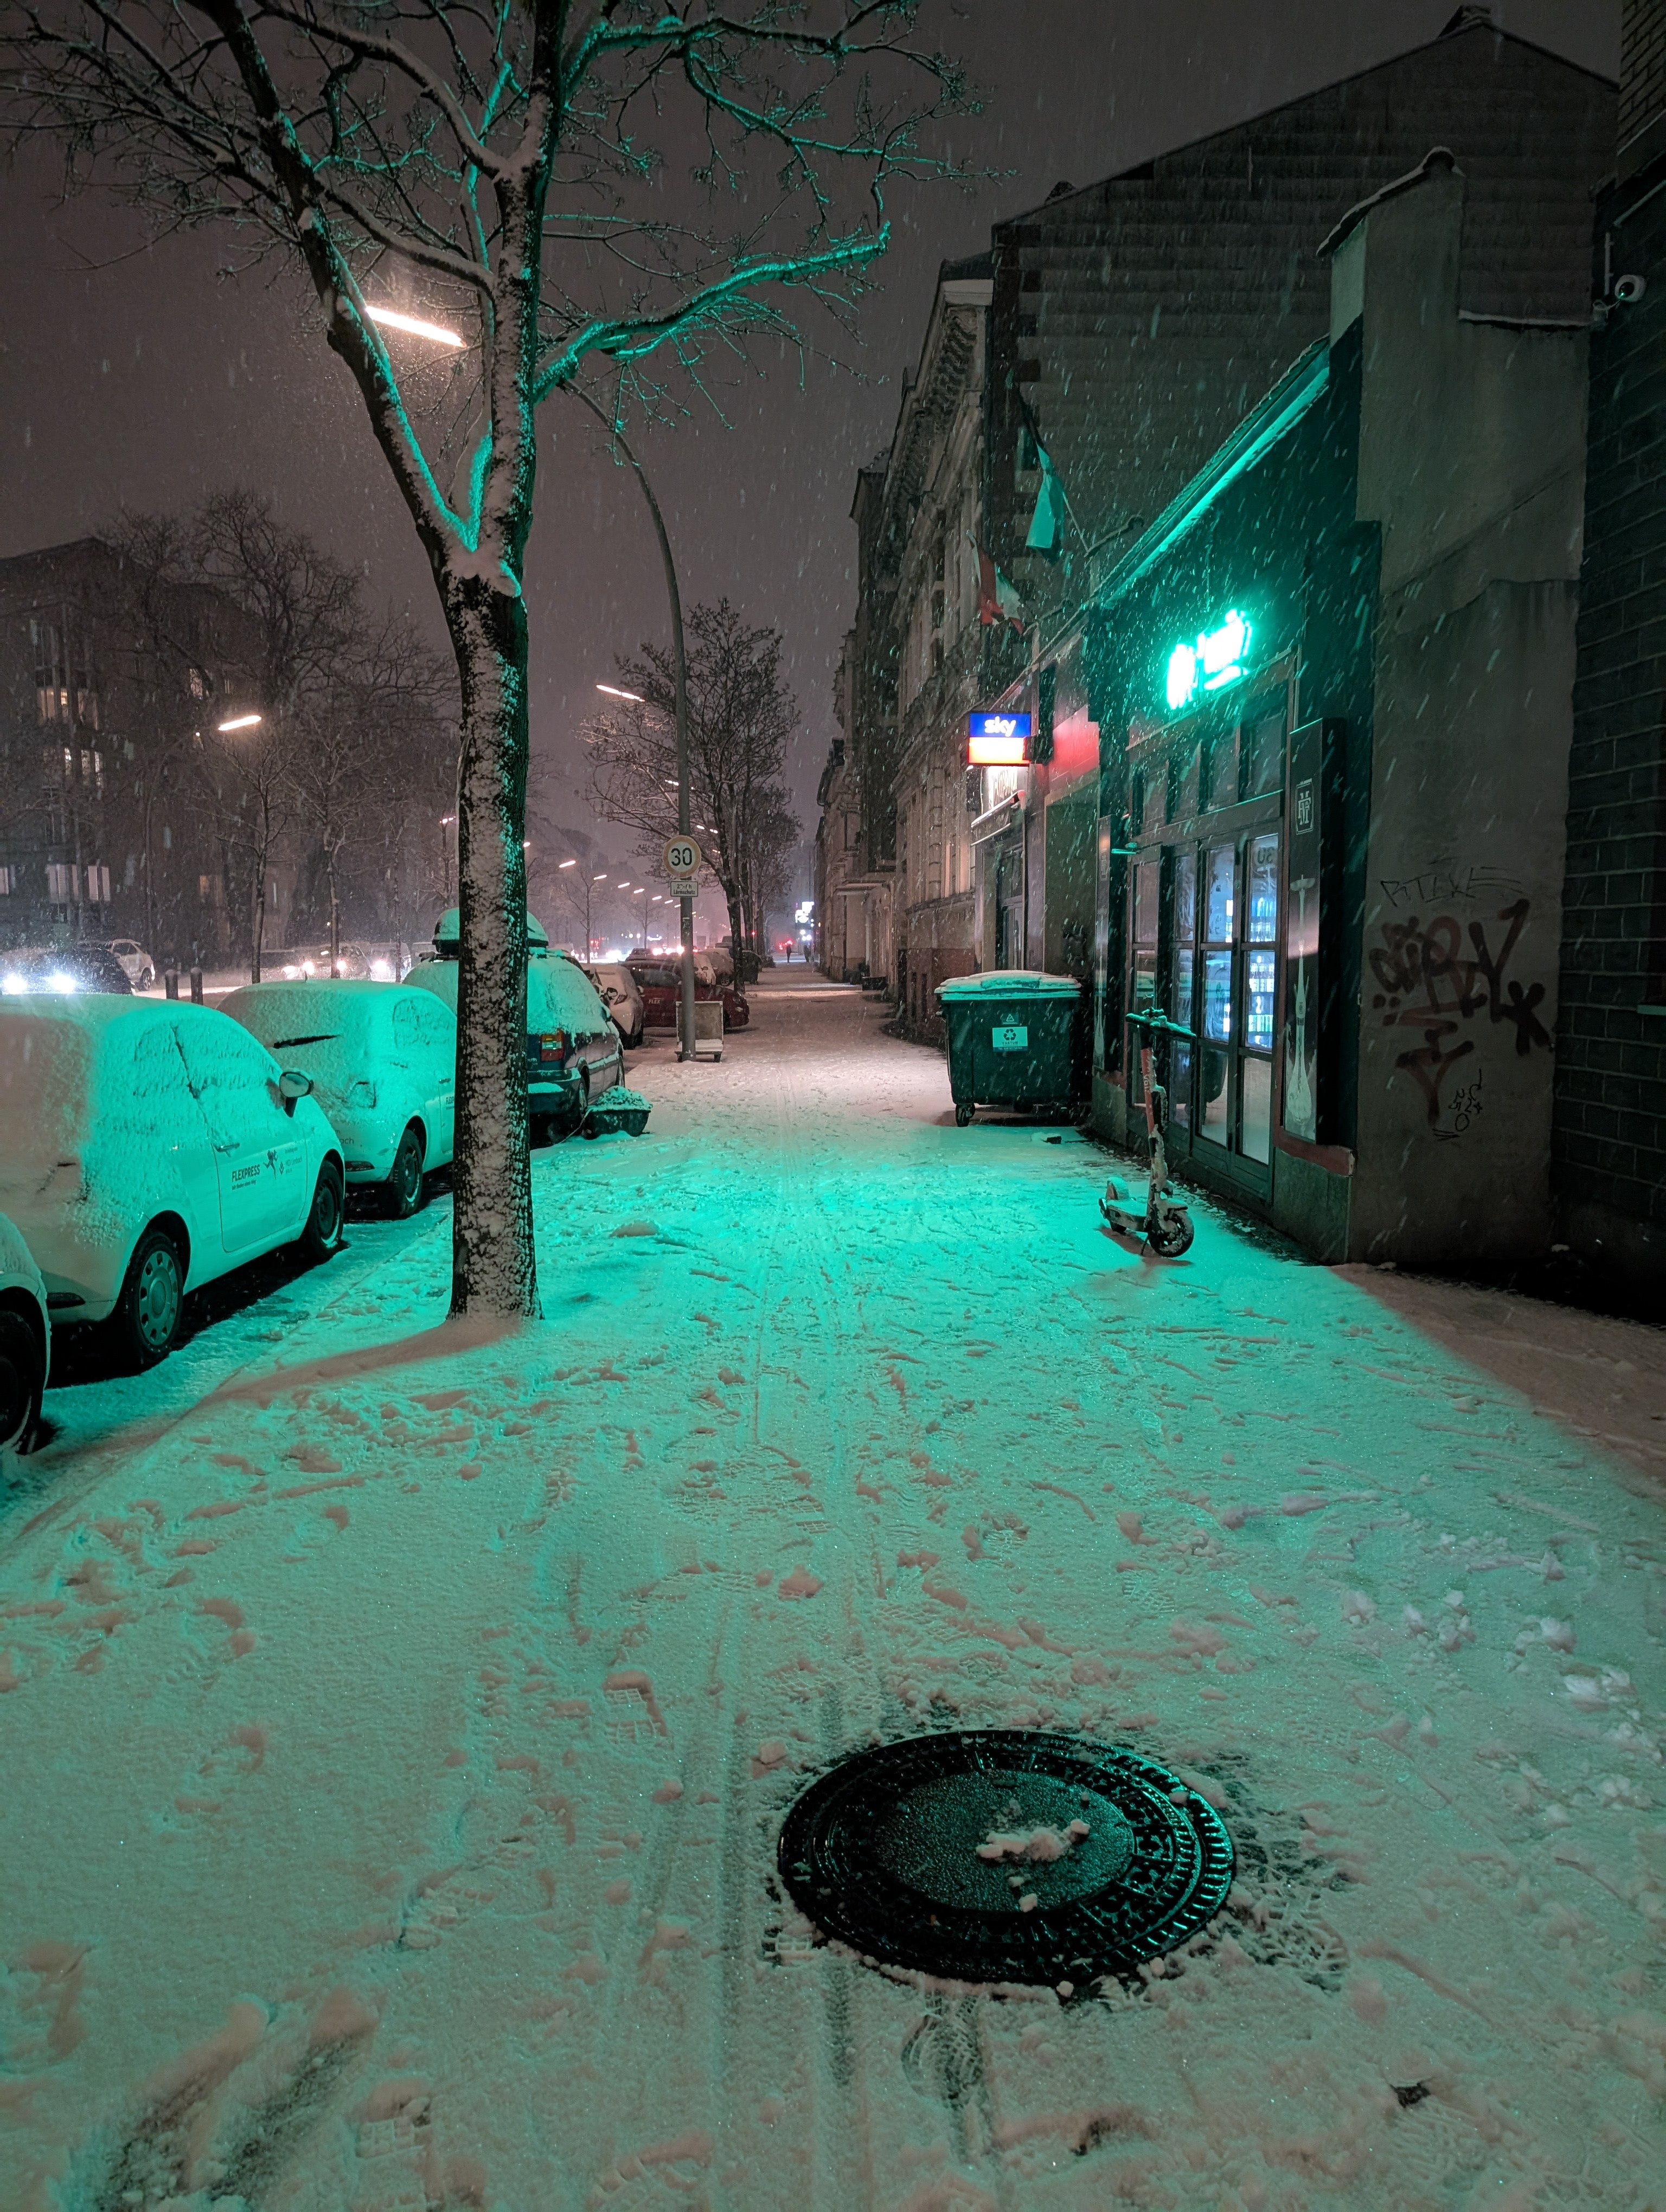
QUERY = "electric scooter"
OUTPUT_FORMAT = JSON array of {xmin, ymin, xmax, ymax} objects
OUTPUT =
[{"xmin": 1100, "ymin": 1008, "xmax": 1196, "ymax": 1258}]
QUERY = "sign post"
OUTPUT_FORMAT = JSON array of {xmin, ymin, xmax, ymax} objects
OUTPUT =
[{"xmin": 663, "ymin": 835, "xmax": 702, "ymax": 928}]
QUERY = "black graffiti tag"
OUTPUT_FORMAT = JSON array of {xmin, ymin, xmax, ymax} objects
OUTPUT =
[{"xmin": 1368, "ymin": 898, "xmax": 1550, "ymax": 1134}]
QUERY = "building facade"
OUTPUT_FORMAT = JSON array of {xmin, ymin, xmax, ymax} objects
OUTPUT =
[{"xmin": 0, "ymin": 537, "xmax": 262, "ymax": 963}]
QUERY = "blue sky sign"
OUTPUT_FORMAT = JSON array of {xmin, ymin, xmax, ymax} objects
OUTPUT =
[
  {"xmin": 1165, "ymin": 610, "xmax": 1252, "ymax": 712},
  {"xmin": 968, "ymin": 711, "xmax": 1032, "ymax": 766}
]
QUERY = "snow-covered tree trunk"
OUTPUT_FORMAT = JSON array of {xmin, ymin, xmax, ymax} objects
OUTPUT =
[{"xmin": 443, "ymin": 575, "xmax": 535, "ymax": 1315}]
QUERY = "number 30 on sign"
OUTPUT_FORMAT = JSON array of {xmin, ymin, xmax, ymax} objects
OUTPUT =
[{"xmin": 663, "ymin": 837, "xmax": 702, "ymax": 878}]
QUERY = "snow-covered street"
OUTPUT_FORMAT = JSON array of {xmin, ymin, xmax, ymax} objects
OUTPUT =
[{"xmin": 3, "ymin": 972, "xmax": 1665, "ymax": 2211}]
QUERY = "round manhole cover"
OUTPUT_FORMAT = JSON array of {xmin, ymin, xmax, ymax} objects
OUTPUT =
[{"xmin": 778, "ymin": 1731, "xmax": 1234, "ymax": 1989}]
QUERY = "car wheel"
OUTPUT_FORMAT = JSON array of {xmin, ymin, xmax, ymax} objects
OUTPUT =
[
  {"xmin": 139, "ymin": 965, "xmax": 155, "ymax": 990},
  {"xmin": 385, "ymin": 1123, "xmax": 426, "ymax": 1219},
  {"xmin": 110, "ymin": 1224, "xmax": 185, "ymax": 1369},
  {"xmin": 300, "ymin": 1160, "xmax": 346, "ymax": 1263},
  {"xmin": 0, "ymin": 1309, "xmax": 46, "ymax": 1452},
  {"xmin": 567, "ymin": 1069, "xmax": 591, "ymax": 1138}
]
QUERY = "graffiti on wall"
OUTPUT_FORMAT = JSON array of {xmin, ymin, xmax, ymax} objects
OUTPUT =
[{"xmin": 1368, "ymin": 896, "xmax": 1551, "ymax": 1139}]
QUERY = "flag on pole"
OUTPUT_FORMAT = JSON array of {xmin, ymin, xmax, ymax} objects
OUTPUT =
[
  {"xmin": 1024, "ymin": 441, "xmax": 1066, "ymax": 560},
  {"xmin": 978, "ymin": 548, "xmax": 1025, "ymax": 631}
]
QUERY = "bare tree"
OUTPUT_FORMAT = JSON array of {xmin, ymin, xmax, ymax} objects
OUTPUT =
[
  {"xmin": 4, "ymin": 3, "xmax": 971, "ymax": 1316},
  {"xmin": 586, "ymin": 599, "xmax": 799, "ymax": 962},
  {"xmin": 108, "ymin": 493, "xmax": 451, "ymax": 978}
]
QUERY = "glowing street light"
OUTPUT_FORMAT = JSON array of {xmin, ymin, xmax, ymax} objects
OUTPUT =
[
  {"xmin": 558, "ymin": 857, "xmax": 576, "ymax": 870},
  {"xmin": 367, "ymin": 304, "xmax": 465, "ymax": 348},
  {"xmin": 595, "ymin": 683, "xmax": 644, "ymax": 703},
  {"xmin": 217, "ymin": 712, "xmax": 261, "ymax": 732}
]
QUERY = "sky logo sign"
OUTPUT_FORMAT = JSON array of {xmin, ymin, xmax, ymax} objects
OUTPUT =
[
  {"xmin": 967, "ymin": 711, "xmax": 1033, "ymax": 767},
  {"xmin": 1165, "ymin": 609, "xmax": 1252, "ymax": 712}
]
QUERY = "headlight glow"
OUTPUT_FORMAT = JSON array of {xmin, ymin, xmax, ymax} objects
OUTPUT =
[
  {"xmin": 1, "ymin": 973, "xmax": 27, "ymax": 996},
  {"xmin": 370, "ymin": 958, "xmax": 394, "ymax": 981},
  {"xmin": 46, "ymin": 971, "xmax": 78, "ymax": 993}
]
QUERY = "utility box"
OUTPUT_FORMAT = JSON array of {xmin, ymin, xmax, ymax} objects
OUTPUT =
[
  {"xmin": 936, "ymin": 970, "xmax": 1085, "ymax": 1126},
  {"xmin": 693, "ymin": 1000, "xmax": 725, "ymax": 1060}
]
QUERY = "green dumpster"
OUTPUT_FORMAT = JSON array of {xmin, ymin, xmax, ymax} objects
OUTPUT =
[{"xmin": 935, "ymin": 970, "xmax": 1085, "ymax": 1127}]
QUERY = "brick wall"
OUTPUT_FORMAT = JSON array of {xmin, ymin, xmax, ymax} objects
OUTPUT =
[
  {"xmin": 1621, "ymin": 0, "xmax": 1666, "ymax": 151},
  {"xmin": 1554, "ymin": 179, "xmax": 1666, "ymax": 1285}
]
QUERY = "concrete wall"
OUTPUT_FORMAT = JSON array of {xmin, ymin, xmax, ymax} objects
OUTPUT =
[{"xmin": 1345, "ymin": 162, "xmax": 1587, "ymax": 1266}]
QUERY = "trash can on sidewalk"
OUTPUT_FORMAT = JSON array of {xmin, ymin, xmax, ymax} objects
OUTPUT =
[{"xmin": 935, "ymin": 970, "xmax": 1085, "ymax": 1127}]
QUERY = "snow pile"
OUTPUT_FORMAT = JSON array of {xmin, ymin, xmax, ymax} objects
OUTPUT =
[
  {"xmin": 976, "ymin": 1819, "xmax": 1090, "ymax": 1863},
  {"xmin": 590, "ymin": 1084, "xmax": 650, "ymax": 1111}
]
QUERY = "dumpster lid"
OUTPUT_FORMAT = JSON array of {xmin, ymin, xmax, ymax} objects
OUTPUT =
[{"xmin": 936, "ymin": 968, "xmax": 1081, "ymax": 1000}]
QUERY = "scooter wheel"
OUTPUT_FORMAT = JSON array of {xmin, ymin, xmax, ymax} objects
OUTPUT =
[{"xmin": 1146, "ymin": 1214, "xmax": 1195, "ymax": 1258}]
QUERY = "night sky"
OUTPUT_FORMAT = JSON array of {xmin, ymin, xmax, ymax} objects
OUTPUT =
[{"xmin": 0, "ymin": 2, "xmax": 1615, "ymax": 894}]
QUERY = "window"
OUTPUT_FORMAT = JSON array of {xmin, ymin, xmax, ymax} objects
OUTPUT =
[
  {"xmin": 32, "ymin": 618, "xmax": 67, "ymax": 725},
  {"xmin": 198, "ymin": 873, "xmax": 214, "ymax": 899},
  {"xmin": 0, "ymin": 867, "xmax": 13, "ymax": 896},
  {"xmin": 1204, "ymin": 729, "xmax": 1239, "ymax": 811},
  {"xmin": 46, "ymin": 863, "xmax": 76, "ymax": 904},
  {"xmin": 86, "ymin": 863, "xmax": 111, "ymax": 905},
  {"xmin": 1244, "ymin": 710, "xmax": 1284, "ymax": 797}
]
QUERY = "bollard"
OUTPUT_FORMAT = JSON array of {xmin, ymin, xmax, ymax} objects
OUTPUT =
[
  {"xmin": 189, "ymin": 966, "xmax": 204, "ymax": 1005},
  {"xmin": 164, "ymin": 967, "xmax": 179, "ymax": 1001}
]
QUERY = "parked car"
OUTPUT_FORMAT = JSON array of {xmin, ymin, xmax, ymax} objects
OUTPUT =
[
  {"xmin": 626, "ymin": 950, "xmax": 750, "ymax": 1032},
  {"xmin": 584, "ymin": 961, "xmax": 645, "ymax": 1049},
  {"xmin": 222, "ymin": 980, "xmax": 456, "ymax": 1217},
  {"xmin": 0, "ymin": 1211, "xmax": 49, "ymax": 1457},
  {"xmin": 0, "ymin": 943, "xmax": 134, "ymax": 997},
  {"xmin": 107, "ymin": 938, "xmax": 157, "ymax": 990},
  {"xmin": 278, "ymin": 941, "xmax": 408, "ymax": 982},
  {"xmin": 0, "ymin": 997, "xmax": 345, "ymax": 1367},
  {"xmin": 407, "ymin": 909, "xmax": 623, "ymax": 1141}
]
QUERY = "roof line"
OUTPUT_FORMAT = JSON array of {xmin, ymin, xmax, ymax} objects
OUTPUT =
[{"xmin": 995, "ymin": 21, "xmax": 1613, "ymax": 232}]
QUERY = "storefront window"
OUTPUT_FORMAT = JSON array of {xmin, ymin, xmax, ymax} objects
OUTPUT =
[
  {"xmin": 1245, "ymin": 833, "xmax": 1279, "ymax": 1051},
  {"xmin": 1204, "ymin": 843, "xmax": 1235, "ymax": 941},
  {"xmin": 1241, "ymin": 1056, "xmax": 1272, "ymax": 1162}
]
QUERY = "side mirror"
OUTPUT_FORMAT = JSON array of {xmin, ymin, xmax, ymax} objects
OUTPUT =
[{"xmin": 278, "ymin": 1069, "xmax": 313, "ymax": 1101}]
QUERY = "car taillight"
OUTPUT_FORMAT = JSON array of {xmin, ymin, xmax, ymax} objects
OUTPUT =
[{"xmin": 531, "ymin": 1028, "xmax": 569, "ymax": 1065}]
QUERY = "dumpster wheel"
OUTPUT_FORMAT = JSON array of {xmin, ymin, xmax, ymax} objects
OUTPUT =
[{"xmin": 954, "ymin": 1103, "xmax": 974, "ymax": 1127}]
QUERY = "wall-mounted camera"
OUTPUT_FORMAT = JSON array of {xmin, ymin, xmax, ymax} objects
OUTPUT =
[{"xmin": 1595, "ymin": 235, "xmax": 1650, "ymax": 325}]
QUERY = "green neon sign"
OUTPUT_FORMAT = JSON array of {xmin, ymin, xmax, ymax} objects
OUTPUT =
[{"xmin": 1165, "ymin": 609, "xmax": 1251, "ymax": 711}]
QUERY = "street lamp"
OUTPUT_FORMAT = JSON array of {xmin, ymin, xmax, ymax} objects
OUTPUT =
[
  {"xmin": 367, "ymin": 304, "xmax": 465, "ymax": 348},
  {"xmin": 574, "ymin": 391, "xmax": 697, "ymax": 1060},
  {"xmin": 217, "ymin": 712, "xmax": 261, "ymax": 732},
  {"xmin": 595, "ymin": 683, "xmax": 644, "ymax": 703}
]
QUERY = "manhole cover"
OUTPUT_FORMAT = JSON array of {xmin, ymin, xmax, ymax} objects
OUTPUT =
[{"xmin": 778, "ymin": 1730, "xmax": 1234, "ymax": 1989}]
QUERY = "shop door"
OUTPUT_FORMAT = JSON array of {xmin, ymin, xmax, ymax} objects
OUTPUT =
[
  {"xmin": 1178, "ymin": 830, "xmax": 1279, "ymax": 1178},
  {"xmin": 995, "ymin": 848, "xmax": 1023, "ymax": 969}
]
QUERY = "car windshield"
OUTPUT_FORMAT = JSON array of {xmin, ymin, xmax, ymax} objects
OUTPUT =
[{"xmin": 226, "ymin": 987, "xmax": 370, "ymax": 1088}]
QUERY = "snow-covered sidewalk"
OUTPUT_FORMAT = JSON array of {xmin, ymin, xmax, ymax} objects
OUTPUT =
[{"xmin": 3, "ymin": 973, "xmax": 1664, "ymax": 2210}]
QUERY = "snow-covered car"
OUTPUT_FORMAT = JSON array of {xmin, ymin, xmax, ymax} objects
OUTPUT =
[
  {"xmin": 584, "ymin": 961, "xmax": 644, "ymax": 1049},
  {"xmin": 0, "ymin": 997, "xmax": 346, "ymax": 1367},
  {"xmin": 107, "ymin": 938, "xmax": 156, "ymax": 989},
  {"xmin": 0, "ymin": 943, "xmax": 133, "ymax": 997},
  {"xmin": 0, "ymin": 1211, "xmax": 49, "ymax": 1458},
  {"xmin": 222, "ymin": 979, "xmax": 456, "ymax": 1217},
  {"xmin": 626, "ymin": 951, "xmax": 750, "ymax": 1031},
  {"xmin": 407, "ymin": 908, "xmax": 624, "ymax": 1141}
]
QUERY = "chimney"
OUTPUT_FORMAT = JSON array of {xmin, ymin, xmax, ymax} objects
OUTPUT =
[{"xmin": 1620, "ymin": 0, "xmax": 1666, "ymax": 181}]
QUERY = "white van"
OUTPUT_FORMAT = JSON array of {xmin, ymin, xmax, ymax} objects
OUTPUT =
[
  {"xmin": 222, "ymin": 980, "xmax": 456, "ymax": 1216},
  {"xmin": 406, "ymin": 908, "xmax": 623, "ymax": 1141},
  {"xmin": 0, "ymin": 998, "xmax": 345, "ymax": 1366}
]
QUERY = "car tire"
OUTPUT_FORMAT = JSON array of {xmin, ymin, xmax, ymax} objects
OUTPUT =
[
  {"xmin": 139, "ymin": 965, "xmax": 155, "ymax": 991},
  {"xmin": 0, "ymin": 1309, "xmax": 46, "ymax": 1453},
  {"xmin": 567, "ymin": 1069, "xmax": 591, "ymax": 1139},
  {"xmin": 109, "ymin": 1223, "xmax": 185, "ymax": 1369},
  {"xmin": 300, "ymin": 1160, "xmax": 346, "ymax": 1263},
  {"xmin": 385, "ymin": 1123, "xmax": 426, "ymax": 1219}
]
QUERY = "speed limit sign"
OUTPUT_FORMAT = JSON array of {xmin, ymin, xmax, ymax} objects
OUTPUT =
[{"xmin": 663, "ymin": 835, "xmax": 702, "ymax": 879}]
